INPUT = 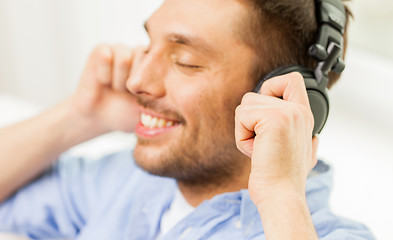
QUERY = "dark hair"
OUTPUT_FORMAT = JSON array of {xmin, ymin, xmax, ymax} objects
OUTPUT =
[{"xmin": 242, "ymin": 0, "xmax": 353, "ymax": 89}]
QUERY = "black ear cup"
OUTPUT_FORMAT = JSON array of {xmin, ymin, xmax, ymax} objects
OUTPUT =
[
  {"xmin": 303, "ymin": 75, "xmax": 329, "ymax": 136},
  {"xmin": 253, "ymin": 66, "xmax": 329, "ymax": 136}
]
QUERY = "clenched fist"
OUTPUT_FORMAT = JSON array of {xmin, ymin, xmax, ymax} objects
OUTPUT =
[{"xmin": 235, "ymin": 72, "xmax": 319, "ymax": 206}]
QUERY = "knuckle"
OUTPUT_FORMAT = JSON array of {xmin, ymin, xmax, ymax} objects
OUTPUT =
[
  {"xmin": 235, "ymin": 106, "xmax": 248, "ymax": 123},
  {"xmin": 113, "ymin": 45, "xmax": 132, "ymax": 70},
  {"xmin": 117, "ymin": 57, "xmax": 131, "ymax": 70},
  {"xmin": 286, "ymin": 105, "xmax": 314, "ymax": 127},
  {"xmin": 288, "ymin": 105, "xmax": 304, "ymax": 120},
  {"xmin": 290, "ymin": 71, "xmax": 304, "ymax": 81},
  {"xmin": 277, "ymin": 110, "xmax": 291, "ymax": 123},
  {"xmin": 235, "ymin": 105, "xmax": 243, "ymax": 116},
  {"xmin": 298, "ymin": 105, "xmax": 313, "ymax": 119},
  {"xmin": 292, "ymin": 108, "xmax": 303, "ymax": 124},
  {"xmin": 305, "ymin": 108, "xmax": 315, "ymax": 126},
  {"xmin": 270, "ymin": 107, "xmax": 295, "ymax": 127},
  {"xmin": 92, "ymin": 44, "xmax": 113, "ymax": 63},
  {"xmin": 290, "ymin": 72, "xmax": 306, "ymax": 86},
  {"xmin": 241, "ymin": 92, "xmax": 255, "ymax": 104}
]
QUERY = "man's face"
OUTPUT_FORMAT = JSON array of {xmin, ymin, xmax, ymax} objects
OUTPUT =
[{"xmin": 127, "ymin": 0, "xmax": 257, "ymax": 185}]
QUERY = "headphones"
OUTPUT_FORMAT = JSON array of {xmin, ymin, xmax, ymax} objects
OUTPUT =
[{"xmin": 253, "ymin": 0, "xmax": 347, "ymax": 136}]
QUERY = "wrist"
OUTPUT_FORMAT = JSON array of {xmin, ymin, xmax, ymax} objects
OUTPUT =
[
  {"xmin": 250, "ymin": 180, "xmax": 307, "ymax": 210},
  {"xmin": 51, "ymin": 99, "xmax": 110, "ymax": 147},
  {"xmin": 254, "ymin": 188, "xmax": 317, "ymax": 240},
  {"xmin": 256, "ymin": 187, "xmax": 307, "ymax": 212}
]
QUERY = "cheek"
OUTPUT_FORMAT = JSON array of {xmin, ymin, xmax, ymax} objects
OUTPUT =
[
  {"xmin": 175, "ymin": 87, "xmax": 207, "ymax": 126},
  {"xmin": 165, "ymin": 71, "xmax": 243, "ymax": 137},
  {"xmin": 187, "ymin": 86, "xmax": 234, "ymax": 136},
  {"xmin": 167, "ymin": 81, "xmax": 221, "ymax": 136}
]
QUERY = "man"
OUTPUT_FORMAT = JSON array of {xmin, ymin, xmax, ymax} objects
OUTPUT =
[{"xmin": 0, "ymin": 0, "xmax": 374, "ymax": 239}]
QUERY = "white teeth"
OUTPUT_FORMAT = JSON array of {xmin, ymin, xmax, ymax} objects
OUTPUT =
[
  {"xmin": 151, "ymin": 117, "xmax": 158, "ymax": 127},
  {"xmin": 141, "ymin": 113, "xmax": 176, "ymax": 128},
  {"xmin": 158, "ymin": 119, "xmax": 166, "ymax": 128},
  {"xmin": 143, "ymin": 114, "xmax": 152, "ymax": 126}
]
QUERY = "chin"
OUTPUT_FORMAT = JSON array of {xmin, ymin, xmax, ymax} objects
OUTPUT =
[
  {"xmin": 132, "ymin": 136, "xmax": 244, "ymax": 189},
  {"xmin": 133, "ymin": 141, "xmax": 164, "ymax": 169},
  {"xmin": 132, "ymin": 137, "xmax": 183, "ymax": 177}
]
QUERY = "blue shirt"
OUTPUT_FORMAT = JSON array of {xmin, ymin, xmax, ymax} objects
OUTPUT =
[{"xmin": 0, "ymin": 150, "xmax": 375, "ymax": 239}]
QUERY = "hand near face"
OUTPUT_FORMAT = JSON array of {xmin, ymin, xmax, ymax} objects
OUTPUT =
[
  {"xmin": 69, "ymin": 44, "xmax": 144, "ymax": 133},
  {"xmin": 235, "ymin": 72, "xmax": 319, "ymax": 206}
]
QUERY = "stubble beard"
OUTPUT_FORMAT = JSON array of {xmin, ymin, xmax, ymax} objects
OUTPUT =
[{"xmin": 133, "ymin": 125, "xmax": 245, "ymax": 189}]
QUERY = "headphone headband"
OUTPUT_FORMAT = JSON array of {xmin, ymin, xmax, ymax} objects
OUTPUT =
[{"xmin": 309, "ymin": 0, "xmax": 347, "ymax": 88}]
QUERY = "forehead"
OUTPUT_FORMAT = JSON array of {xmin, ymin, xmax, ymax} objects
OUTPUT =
[{"xmin": 146, "ymin": 0, "xmax": 249, "ymax": 49}]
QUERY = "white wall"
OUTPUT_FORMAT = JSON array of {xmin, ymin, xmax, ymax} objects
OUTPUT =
[
  {"xmin": 349, "ymin": 0, "xmax": 393, "ymax": 57},
  {"xmin": 0, "ymin": 0, "xmax": 163, "ymax": 106},
  {"xmin": 318, "ymin": 48, "xmax": 393, "ymax": 240},
  {"xmin": 0, "ymin": 1, "xmax": 392, "ymax": 239}
]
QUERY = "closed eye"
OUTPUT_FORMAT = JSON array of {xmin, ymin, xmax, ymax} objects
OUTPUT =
[{"xmin": 175, "ymin": 62, "xmax": 202, "ymax": 69}]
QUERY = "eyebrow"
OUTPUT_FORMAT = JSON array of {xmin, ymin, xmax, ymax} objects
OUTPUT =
[{"xmin": 144, "ymin": 21, "xmax": 217, "ymax": 56}]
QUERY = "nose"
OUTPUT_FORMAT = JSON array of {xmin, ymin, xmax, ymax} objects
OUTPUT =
[{"xmin": 126, "ymin": 48, "xmax": 166, "ymax": 99}]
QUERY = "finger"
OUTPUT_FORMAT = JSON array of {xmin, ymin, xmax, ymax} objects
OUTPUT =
[
  {"xmin": 93, "ymin": 45, "xmax": 113, "ymax": 86},
  {"xmin": 260, "ymin": 72, "xmax": 310, "ymax": 107},
  {"xmin": 112, "ymin": 44, "xmax": 133, "ymax": 92},
  {"xmin": 235, "ymin": 104, "xmax": 279, "ymax": 157},
  {"xmin": 235, "ymin": 106, "xmax": 255, "ymax": 157},
  {"xmin": 241, "ymin": 92, "xmax": 284, "ymax": 107}
]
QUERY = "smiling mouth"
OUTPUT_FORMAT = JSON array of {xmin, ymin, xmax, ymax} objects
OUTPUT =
[
  {"xmin": 140, "ymin": 112, "xmax": 181, "ymax": 128},
  {"xmin": 136, "ymin": 112, "xmax": 181, "ymax": 138}
]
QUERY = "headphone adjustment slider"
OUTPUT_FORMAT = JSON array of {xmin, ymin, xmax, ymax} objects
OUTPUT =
[{"xmin": 309, "ymin": 44, "xmax": 328, "ymax": 61}]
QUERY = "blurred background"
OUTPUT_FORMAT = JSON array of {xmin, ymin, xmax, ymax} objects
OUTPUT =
[{"xmin": 0, "ymin": 0, "xmax": 392, "ymax": 239}]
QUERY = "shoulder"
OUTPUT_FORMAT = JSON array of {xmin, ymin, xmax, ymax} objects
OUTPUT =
[
  {"xmin": 239, "ymin": 161, "xmax": 375, "ymax": 239},
  {"xmin": 56, "ymin": 149, "xmax": 149, "ymax": 198},
  {"xmin": 58, "ymin": 148, "xmax": 157, "ymax": 179},
  {"xmin": 51, "ymin": 150, "xmax": 147, "ymax": 217},
  {"xmin": 306, "ymin": 161, "xmax": 376, "ymax": 239}
]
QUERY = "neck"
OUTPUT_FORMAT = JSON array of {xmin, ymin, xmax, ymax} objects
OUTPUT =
[{"xmin": 177, "ymin": 159, "xmax": 251, "ymax": 207}]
